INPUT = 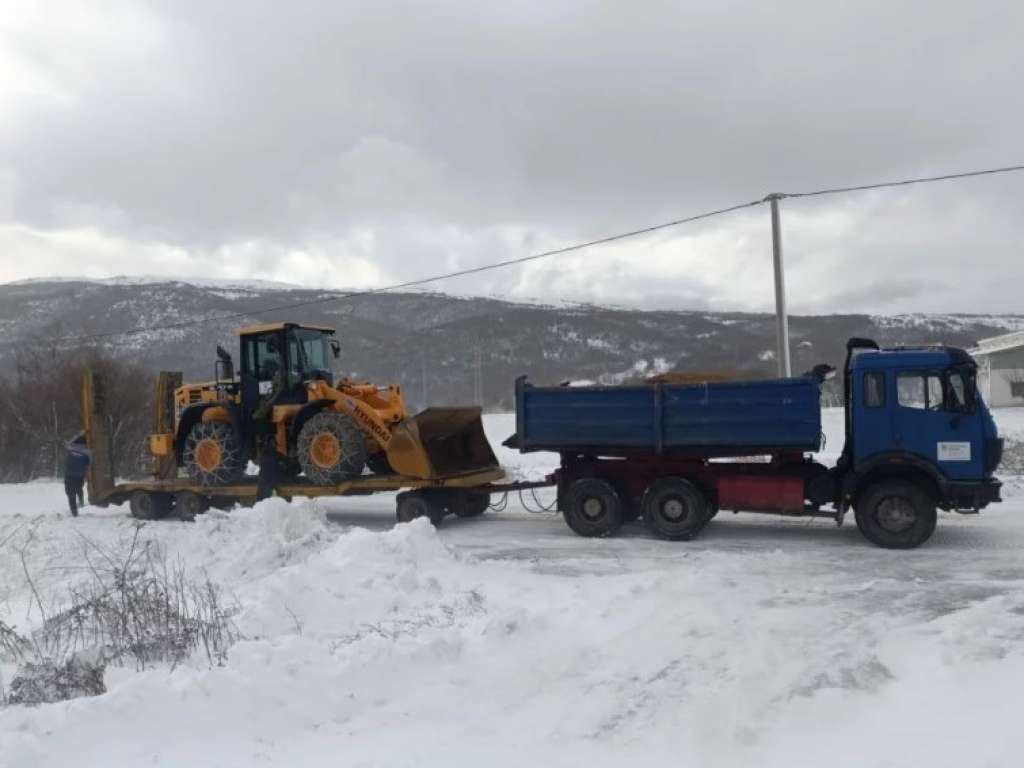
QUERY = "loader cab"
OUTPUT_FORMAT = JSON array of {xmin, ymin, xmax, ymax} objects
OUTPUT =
[
  {"xmin": 238, "ymin": 323, "xmax": 338, "ymax": 418},
  {"xmin": 844, "ymin": 340, "xmax": 1001, "ymax": 488}
]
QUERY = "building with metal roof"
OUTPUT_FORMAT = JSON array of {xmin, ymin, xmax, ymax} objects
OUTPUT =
[{"xmin": 970, "ymin": 330, "xmax": 1024, "ymax": 407}]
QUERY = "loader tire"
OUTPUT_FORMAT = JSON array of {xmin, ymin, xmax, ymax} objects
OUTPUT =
[
  {"xmin": 297, "ymin": 411, "xmax": 368, "ymax": 485},
  {"xmin": 183, "ymin": 421, "xmax": 245, "ymax": 487}
]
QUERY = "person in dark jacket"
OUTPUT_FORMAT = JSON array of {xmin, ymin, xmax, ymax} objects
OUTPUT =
[
  {"xmin": 256, "ymin": 435, "xmax": 281, "ymax": 502},
  {"xmin": 64, "ymin": 432, "xmax": 91, "ymax": 517}
]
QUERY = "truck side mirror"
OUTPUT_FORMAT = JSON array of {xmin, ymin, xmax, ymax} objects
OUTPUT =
[{"xmin": 330, "ymin": 339, "xmax": 341, "ymax": 359}]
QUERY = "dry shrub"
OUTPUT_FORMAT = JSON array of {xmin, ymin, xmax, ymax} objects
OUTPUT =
[{"xmin": 2, "ymin": 523, "xmax": 241, "ymax": 705}]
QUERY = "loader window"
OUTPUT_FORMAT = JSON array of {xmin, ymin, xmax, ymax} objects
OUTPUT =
[
  {"xmin": 244, "ymin": 334, "xmax": 282, "ymax": 381},
  {"xmin": 286, "ymin": 328, "xmax": 331, "ymax": 381}
]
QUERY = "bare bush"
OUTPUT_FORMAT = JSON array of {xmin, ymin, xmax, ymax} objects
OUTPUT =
[
  {"xmin": 31, "ymin": 526, "xmax": 241, "ymax": 670},
  {"xmin": 6, "ymin": 652, "xmax": 106, "ymax": 706},
  {"xmin": 2, "ymin": 524, "xmax": 241, "ymax": 706},
  {"xmin": 0, "ymin": 619, "xmax": 31, "ymax": 663}
]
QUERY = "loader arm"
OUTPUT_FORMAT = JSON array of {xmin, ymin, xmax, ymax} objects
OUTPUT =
[
  {"xmin": 308, "ymin": 381, "xmax": 497, "ymax": 479},
  {"xmin": 311, "ymin": 384, "xmax": 394, "ymax": 452}
]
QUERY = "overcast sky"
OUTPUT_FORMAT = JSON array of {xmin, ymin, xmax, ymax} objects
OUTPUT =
[{"xmin": 1, "ymin": 0, "xmax": 1022, "ymax": 314}]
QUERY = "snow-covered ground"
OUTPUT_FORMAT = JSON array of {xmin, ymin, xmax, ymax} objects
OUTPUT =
[{"xmin": 2, "ymin": 410, "xmax": 1024, "ymax": 767}]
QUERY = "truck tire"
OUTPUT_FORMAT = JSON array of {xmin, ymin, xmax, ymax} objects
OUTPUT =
[
  {"xmin": 297, "ymin": 412, "xmax": 368, "ymax": 485},
  {"xmin": 396, "ymin": 491, "xmax": 444, "ymax": 526},
  {"xmin": 129, "ymin": 491, "xmax": 170, "ymax": 520},
  {"xmin": 564, "ymin": 478, "xmax": 624, "ymax": 537},
  {"xmin": 854, "ymin": 480, "xmax": 937, "ymax": 549},
  {"xmin": 642, "ymin": 477, "xmax": 709, "ymax": 541},
  {"xmin": 183, "ymin": 421, "xmax": 246, "ymax": 486}
]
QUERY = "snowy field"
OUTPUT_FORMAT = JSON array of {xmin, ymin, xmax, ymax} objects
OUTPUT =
[{"xmin": 2, "ymin": 410, "xmax": 1024, "ymax": 767}]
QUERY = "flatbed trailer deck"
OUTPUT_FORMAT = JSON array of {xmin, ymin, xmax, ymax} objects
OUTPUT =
[
  {"xmin": 89, "ymin": 467, "xmax": 509, "ymax": 523},
  {"xmin": 82, "ymin": 370, "xmax": 526, "ymax": 524}
]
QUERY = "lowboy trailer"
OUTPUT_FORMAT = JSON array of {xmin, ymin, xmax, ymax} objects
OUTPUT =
[
  {"xmin": 506, "ymin": 338, "xmax": 1003, "ymax": 549},
  {"xmin": 81, "ymin": 370, "xmax": 511, "ymax": 524}
]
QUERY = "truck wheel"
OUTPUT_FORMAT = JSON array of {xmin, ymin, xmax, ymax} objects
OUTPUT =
[
  {"xmin": 564, "ymin": 478, "xmax": 624, "ymax": 537},
  {"xmin": 642, "ymin": 477, "xmax": 708, "ymax": 541},
  {"xmin": 183, "ymin": 421, "xmax": 246, "ymax": 486},
  {"xmin": 855, "ymin": 481, "xmax": 937, "ymax": 549},
  {"xmin": 129, "ymin": 491, "xmax": 170, "ymax": 520},
  {"xmin": 297, "ymin": 412, "xmax": 368, "ymax": 485},
  {"xmin": 453, "ymin": 492, "xmax": 490, "ymax": 518},
  {"xmin": 175, "ymin": 490, "xmax": 209, "ymax": 521},
  {"xmin": 396, "ymin": 491, "xmax": 444, "ymax": 526}
]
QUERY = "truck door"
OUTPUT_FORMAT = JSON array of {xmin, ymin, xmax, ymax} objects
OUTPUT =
[
  {"xmin": 891, "ymin": 369, "xmax": 984, "ymax": 481},
  {"xmin": 851, "ymin": 368, "xmax": 894, "ymax": 460}
]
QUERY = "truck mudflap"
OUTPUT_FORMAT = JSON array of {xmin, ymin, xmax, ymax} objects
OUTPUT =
[
  {"xmin": 385, "ymin": 407, "xmax": 499, "ymax": 480},
  {"xmin": 945, "ymin": 478, "xmax": 1002, "ymax": 510}
]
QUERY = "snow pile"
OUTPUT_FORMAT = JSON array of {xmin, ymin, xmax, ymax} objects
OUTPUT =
[{"xmin": 2, "ymin": 411, "xmax": 1024, "ymax": 765}]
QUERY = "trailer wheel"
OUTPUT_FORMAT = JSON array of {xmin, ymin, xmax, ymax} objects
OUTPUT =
[
  {"xmin": 183, "ymin": 421, "xmax": 246, "ymax": 486},
  {"xmin": 454, "ymin": 492, "xmax": 489, "ymax": 518},
  {"xmin": 642, "ymin": 478, "xmax": 709, "ymax": 541},
  {"xmin": 175, "ymin": 490, "xmax": 209, "ymax": 522},
  {"xmin": 854, "ymin": 481, "xmax": 936, "ymax": 549},
  {"xmin": 129, "ymin": 491, "xmax": 170, "ymax": 521},
  {"xmin": 366, "ymin": 451, "xmax": 393, "ymax": 475},
  {"xmin": 564, "ymin": 478, "xmax": 624, "ymax": 537},
  {"xmin": 297, "ymin": 412, "xmax": 368, "ymax": 484},
  {"xmin": 395, "ymin": 491, "xmax": 445, "ymax": 526}
]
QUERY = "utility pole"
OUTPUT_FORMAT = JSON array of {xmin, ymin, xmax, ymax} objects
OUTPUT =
[
  {"xmin": 767, "ymin": 194, "xmax": 792, "ymax": 377},
  {"xmin": 420, "ymin": 354, "xmax": 427, "ymax": 410},
  {"xmin": 473, "ymin": 346, "xmax": 483, "ymax": 408}
]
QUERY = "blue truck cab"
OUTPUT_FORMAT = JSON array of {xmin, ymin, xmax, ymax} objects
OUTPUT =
[{"xmin": 841, "ymin": 338, "xmax": 1002, "ymax": 522}]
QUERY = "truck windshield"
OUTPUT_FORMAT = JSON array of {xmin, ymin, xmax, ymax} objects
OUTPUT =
[
  {"xmin": 898, "ymin": 368, "xmax": 977, "ymax": 413},
  {"xmin": 946, "ymin": 367, "xmax": 976, "ymax": 413},
  {"xmin": 287, "ymin": 328, "xmax": 331, "ymax": 379}
]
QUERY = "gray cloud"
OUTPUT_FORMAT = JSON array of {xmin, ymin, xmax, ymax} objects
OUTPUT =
[{"xmin": 1, "ymin": 0, "xmax": 1022, "ymax": 313}]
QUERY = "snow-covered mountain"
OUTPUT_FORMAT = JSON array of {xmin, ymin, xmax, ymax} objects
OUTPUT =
[{"xmin": 2, "ymin": 278, "xmax": 1021, "ymax": 410}]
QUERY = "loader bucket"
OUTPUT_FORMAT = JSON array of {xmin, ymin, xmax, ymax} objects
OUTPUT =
[{"xmin": 385, "ymin": 407, "xmax": 498, "ymax": 480}]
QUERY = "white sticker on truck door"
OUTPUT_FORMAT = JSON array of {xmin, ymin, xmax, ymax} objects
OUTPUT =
[{"xmin": 937, "ymin": 442, "xmax": 971, "ymax": 461}]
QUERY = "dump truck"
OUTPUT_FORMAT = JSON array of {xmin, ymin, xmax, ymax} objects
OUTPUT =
[
  {"xmin": 148, "ymin": 322, "xmax": 497, "ymax": 486},
  {"xmin": 506, "ymin": 338, "xmax": 1003, "ymax": 548},
  {"xmin": 82, "ymin": 368, "xmax": 508, "ymax": 523}
]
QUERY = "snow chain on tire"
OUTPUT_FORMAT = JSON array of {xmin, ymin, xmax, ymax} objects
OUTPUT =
[
  {"xmin": 297, "ymin": 411, "xmax": 368, "ymax": 484},
  {"xmin": 182, "ymin": 421, "xmax": 246, "ymax": 486}
]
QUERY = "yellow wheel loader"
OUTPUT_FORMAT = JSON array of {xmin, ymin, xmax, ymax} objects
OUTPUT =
[{"xmin": 148, "ymin": 322, "xmax": 496, "ymax": 486}]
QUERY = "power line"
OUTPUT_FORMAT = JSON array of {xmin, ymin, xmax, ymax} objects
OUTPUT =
[
  {"xmin": 775, "ymin": 163, "xmax": 1024, "ymax": 200},
  {"xmin": 31, "ymin": 161, "xmax": 1024, "ymax": 345},
  {"xmin": 59, "ymin": 197, "xmax": 765, "ymax": 344}
]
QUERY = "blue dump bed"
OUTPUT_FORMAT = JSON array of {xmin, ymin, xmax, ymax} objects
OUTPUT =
[{"xmin": 512, "ymin": 376, "xmax": 822, "ymax": 457}]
